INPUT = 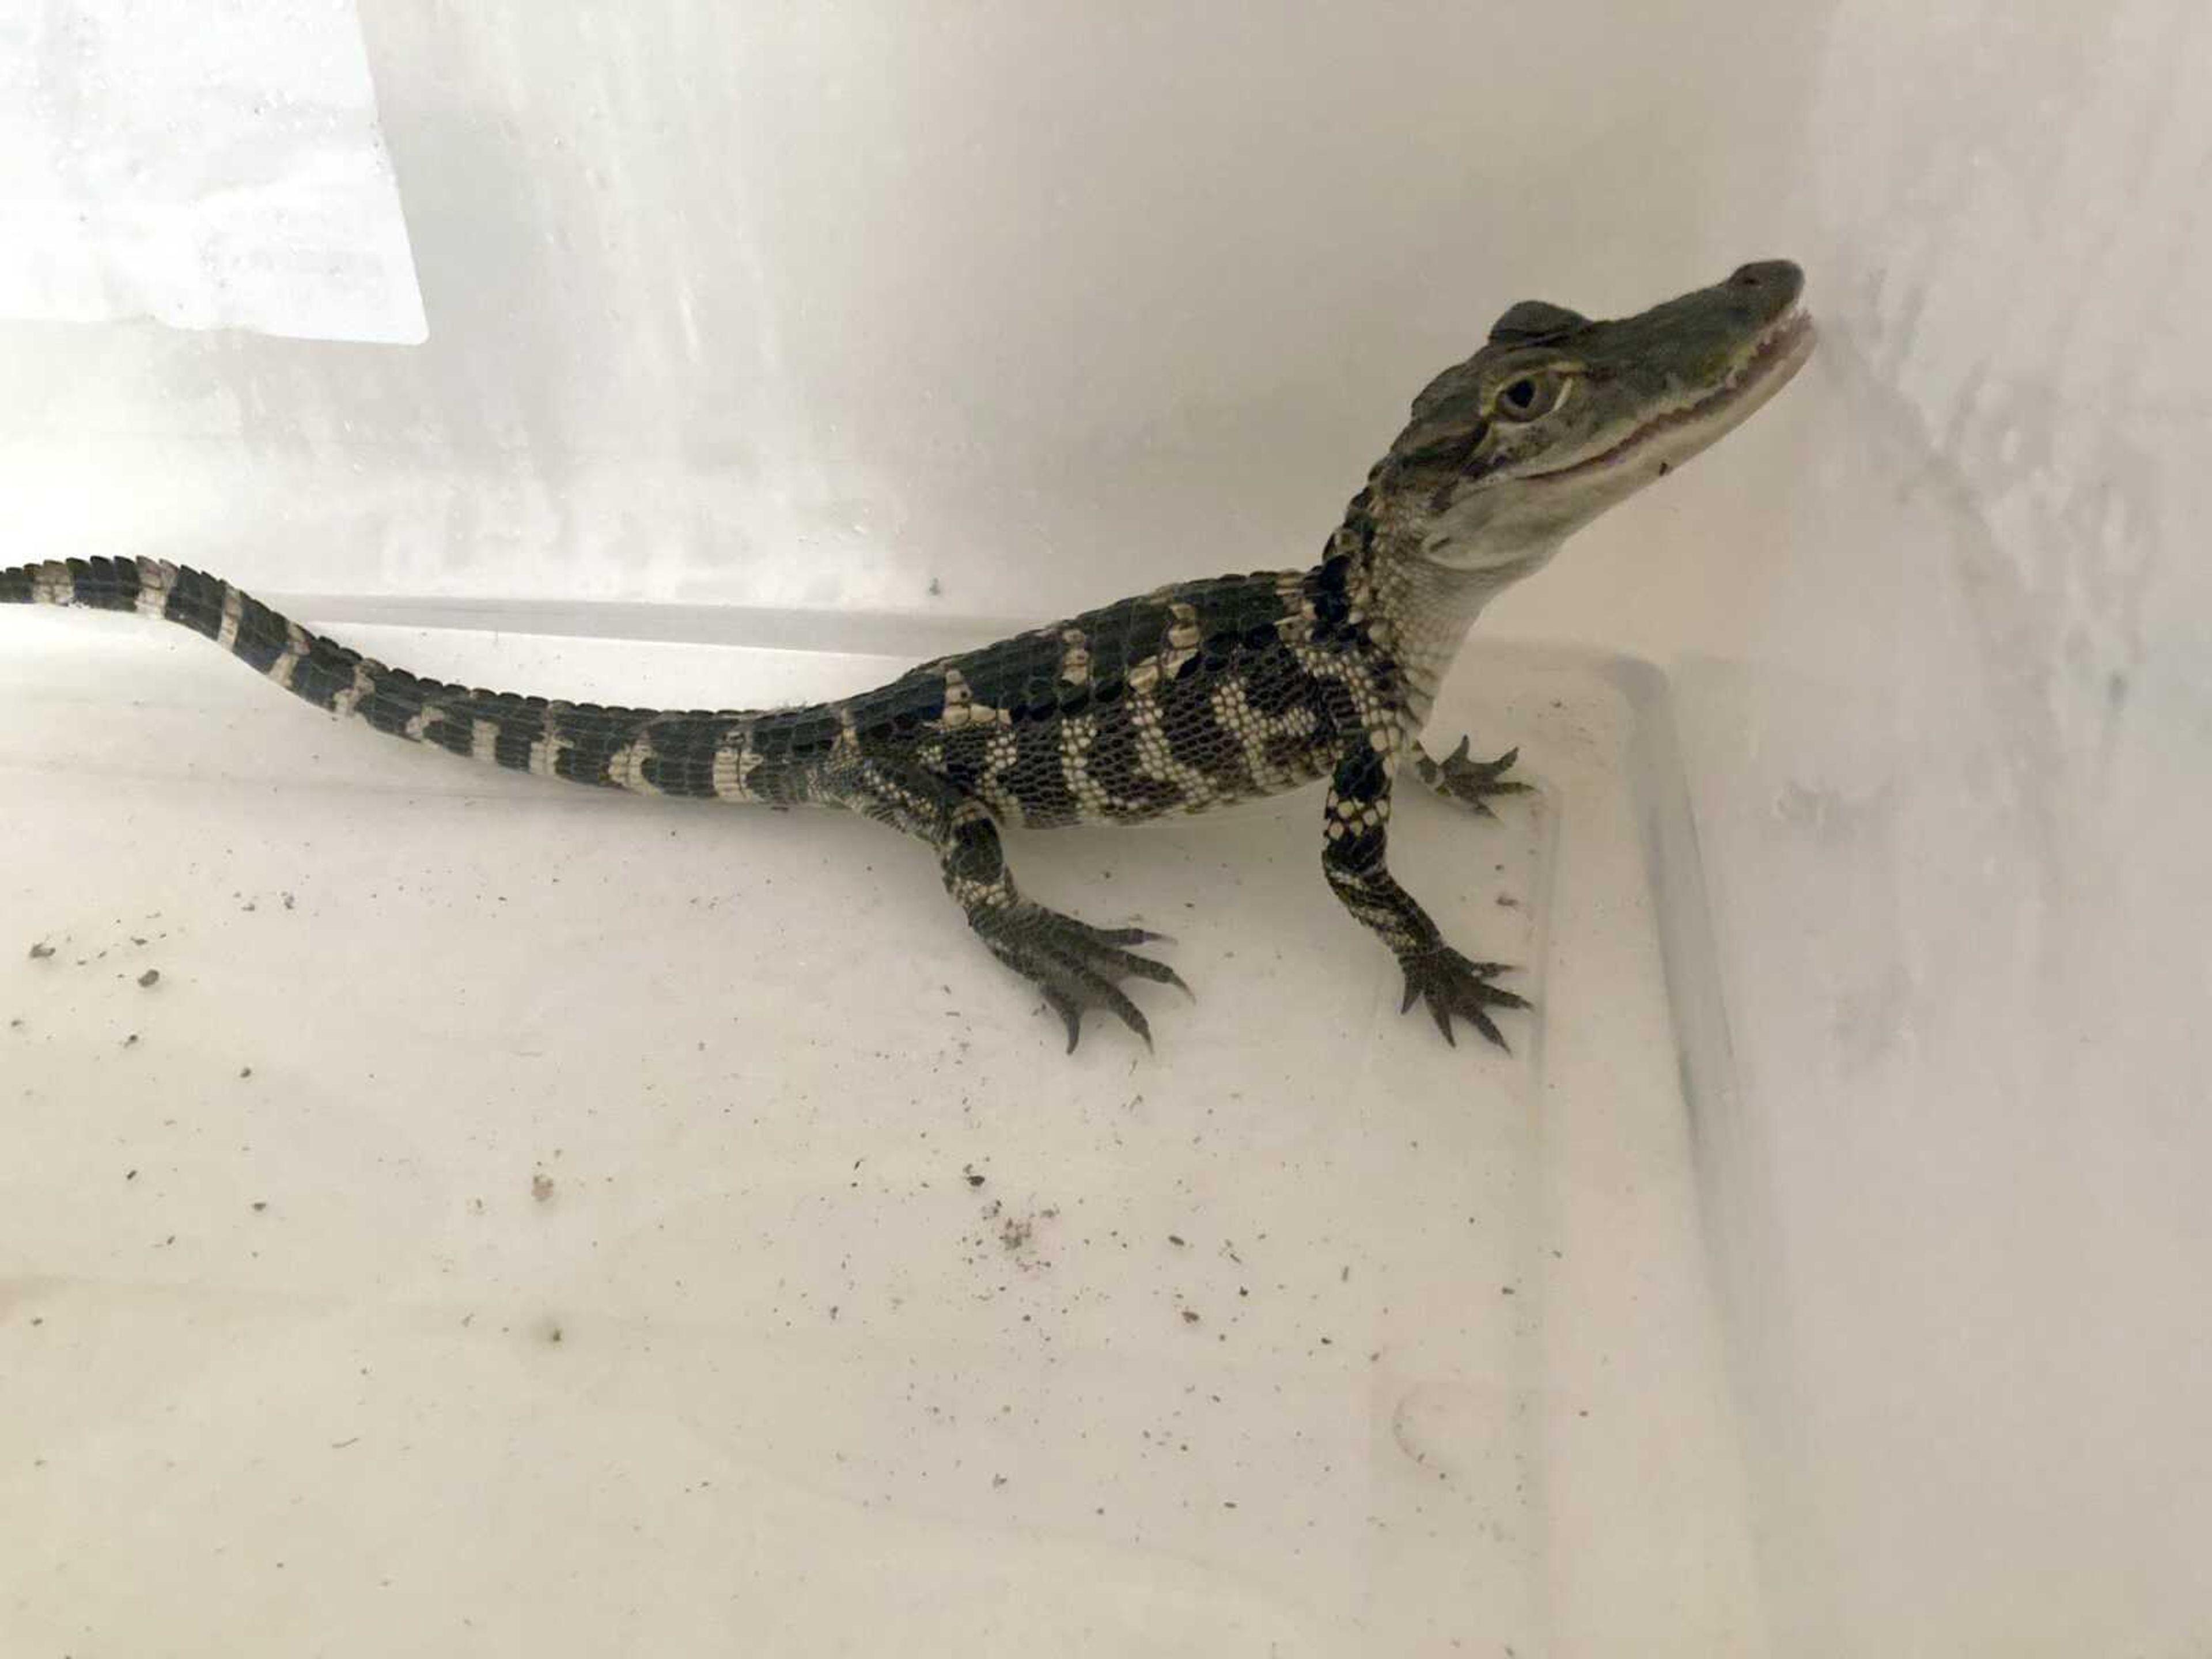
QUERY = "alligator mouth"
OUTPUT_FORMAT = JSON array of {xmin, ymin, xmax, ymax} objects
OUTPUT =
[{"xmin": 1530, "ymin": 306, "xmax": 1815, "ymax": 484}]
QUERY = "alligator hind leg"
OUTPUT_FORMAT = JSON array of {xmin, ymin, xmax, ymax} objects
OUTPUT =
[{"xmin": 839, "ymin": 759, "xmax": 1187, "ymax": 1052}]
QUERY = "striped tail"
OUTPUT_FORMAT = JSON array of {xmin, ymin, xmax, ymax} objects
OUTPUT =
[{"xmin": 2, "ymin": 555, "xmax": 817, "ymax": 802}]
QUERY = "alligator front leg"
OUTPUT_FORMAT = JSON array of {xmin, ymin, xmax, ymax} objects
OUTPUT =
[
  {"xmin": 1412, "ymin": 736, "xmax": 1531, "ymax": 818},
  {"xmin": 841, "ymin": 760, "xmax": 1187, "ymax": 1052},
  {"xmin": 1321, "ymin": 745, "xmax": 1529, "ymax": 1050}
]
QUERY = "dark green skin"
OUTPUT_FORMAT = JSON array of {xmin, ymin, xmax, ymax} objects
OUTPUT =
[{"xmin": 3, "ymin": 263, "xmax": 1811, "ymax": 1053}]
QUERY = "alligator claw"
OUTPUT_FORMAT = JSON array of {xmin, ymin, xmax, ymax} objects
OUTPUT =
[
  {"xmin": 1397, "ymin": 945, "xmax": 1529, "ymax": 1051},
  {"xmin": 971, "ymin": 903, "xmax": 1189, "ymax": 1052},
  {"xmin": 1417, "ymin": 736, "xmax": 1533, "ymax": 818}
]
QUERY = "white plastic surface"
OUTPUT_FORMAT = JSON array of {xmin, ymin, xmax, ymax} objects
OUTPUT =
[
  {"xmin": 4, "ymin": 609, "xmax": 1755, "ymax": 1655},
  {"xmin": 0, "ymin": 2, "xmax": 423, "ymax": 343}
]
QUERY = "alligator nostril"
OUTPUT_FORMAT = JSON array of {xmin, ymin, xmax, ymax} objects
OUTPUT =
[{"xmin": 1728, "ymin": 259, "xmax": 1804, "ymax": 293}]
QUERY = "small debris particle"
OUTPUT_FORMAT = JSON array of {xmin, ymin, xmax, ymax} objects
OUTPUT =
[
  {"xmin": 531, "ymin": 1171, "xmax": 555, "ymax": 1203},
  {"xmin": 282, "ymin": 893, "xmax": 296, "ymax": 911},
  {"xmin": 547, "ymin": 1324, "xmax": 564, "ymax": 1344},
  {"xmin": 131, "ymin": 936, "xmax": 147, "ymax": 946},
  {"xmin": 330, "ymin": 1437, "xmax": 359, "ymax": 1450},
  {"xmin": 125, "ymin": 1169, "xmax": 138, "ymax": 1181},
  {"xmin": 27, "ymin": 942, "xmax": 55, "ymax": 960},
  {"xmin": 991, "ymin": 1474, "xmax": 1007, "ymax": 1488},
  {"xmin": 1168, "ymin": 1234, "xmax": 1187, "ymax": 1248},
  {"xmin": 1180, "ymin": 1308, "xmax": 1201, "ymax": 1325},
  {"xmin": 1500, "ymin": 1285, "xmax": 1516, "ymax": 1297},
  {"xmin": 251, "ymin": 1202, "xmax": 268, "ymax": 1213},
  {"xmin": 927, "ymin": 577, "xmax": 943, "ymax": 597},
  {"xmin": 122, "ymin": 1033, "xmax": 139, "ymax": 1048},
  {"xmin": 964, "ymin": 1168, "xmax": 986, "ymax": 1188},
  {"xmin": 137, "ymin": 968, "xmax": 161, "ymax": 988},
  {"xmin": 239, "ymin": 1066, "xmax": 253, "ymax": 1080}
]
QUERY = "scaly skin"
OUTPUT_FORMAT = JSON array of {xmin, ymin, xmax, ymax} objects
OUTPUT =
[{"xmin": 3, "ymin": 262, "xmax": 1815, "ymax": 1052}]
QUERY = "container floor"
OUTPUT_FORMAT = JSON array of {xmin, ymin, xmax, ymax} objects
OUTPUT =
[{"xmin": 2, "ymin": 604, "xmax": 1762, "ymax": 1657}]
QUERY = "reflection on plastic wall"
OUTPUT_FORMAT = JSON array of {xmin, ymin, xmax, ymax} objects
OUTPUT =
[{"xmin": 0, "ymin": 1, "xmax": 423, "ymax": 343}]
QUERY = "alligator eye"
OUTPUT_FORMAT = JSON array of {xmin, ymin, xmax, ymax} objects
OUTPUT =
[{"xmin": 1493, "ymin": 372, "xmax": 1563, "ymax": 421}]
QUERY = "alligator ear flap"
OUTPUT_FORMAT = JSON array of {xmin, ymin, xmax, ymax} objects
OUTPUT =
[{"xmin": 1487, "ymin": 300, "xmax": 1589, "ymax": 346}]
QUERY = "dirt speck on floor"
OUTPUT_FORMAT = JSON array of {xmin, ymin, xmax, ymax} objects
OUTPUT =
[
  {"xmin": 137, "ymin": 968, "xmax": 161, "ymax": 988},
  {"xmin": 27, "ymin": 941, "xmax": 55, "ymax": 961},
  {"xmin": 531, "ymin": 1171, "xmax": 555, "ymax": 1203}
]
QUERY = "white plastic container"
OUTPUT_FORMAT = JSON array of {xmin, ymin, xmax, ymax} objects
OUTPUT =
[{"xmin": 4, "ymin": 6, "xmax": 2206, "ymax": 1655}]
